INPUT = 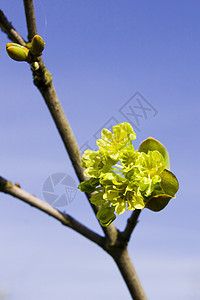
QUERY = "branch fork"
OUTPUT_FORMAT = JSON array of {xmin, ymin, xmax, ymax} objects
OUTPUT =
[{"xmin": 0, "ymin": 3, "xmax": 147, "ymax": 299}]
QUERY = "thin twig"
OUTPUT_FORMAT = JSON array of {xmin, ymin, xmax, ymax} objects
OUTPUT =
[
  {"xmin": 0, "ymin": 5, "xmax": 117, "ymax": 246},
  {"xmin": 0, "ymin": 8, "xmax": 147, "ymax": 298},
  {"xmin": 32, "ymin": 61, "xmax": 118, "ymax": 244},
  {"xmin": 23, "ymin": 0, "xmax": 37, "ymax": 40},
  {"xmin": 0, "ymin": 176, "xmax": 105, "ymax": 248},
  {"xmin": 122, "ymin": 210, "xmax": 141, "ymax": 243},
  {"xmin": 0, "ymin": 10, "xmax": 26, "ymax": 46}
]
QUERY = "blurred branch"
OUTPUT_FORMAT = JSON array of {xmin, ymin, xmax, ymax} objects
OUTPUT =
[
  {"xmin": 23, "ymin": 0, "xmax": 37, "ymax": 40},
  {"xmin": 122, "ymin": 210, "xmax": 141, "ymax": 243},
  {"xmin": 0, "ymin": 10, "xmax": 26, "ymax": 45},
  {"xmin": 0, "ymin": 176, "xmax": 105, "ymax": 248}
]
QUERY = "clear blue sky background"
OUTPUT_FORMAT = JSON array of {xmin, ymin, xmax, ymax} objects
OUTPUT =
[{"xmin": 0, "ymin": 1, "xmax": 200, "ymax": 299}]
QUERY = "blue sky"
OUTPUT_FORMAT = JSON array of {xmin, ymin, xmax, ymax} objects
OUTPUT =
[{"xmin": 0, "ymin": 1, "xmax": 200, "ymax": 299}]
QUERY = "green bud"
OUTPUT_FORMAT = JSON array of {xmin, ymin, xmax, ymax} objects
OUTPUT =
[
  {"xmin": 30, "ymin": 35, "xmax": 45, "ymax": 56},
  {"xmin": 31, "ymin": 61, "xmax": 40, "ymax": 71},
  {"xmin": 6, "ymin": 43, "xmax": 29, "ymax": 61}
]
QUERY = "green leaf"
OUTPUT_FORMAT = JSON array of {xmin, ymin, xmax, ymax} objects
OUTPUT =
[
  {"xmin": 90, "ymin": 192, "xmax": 105, "ymax": 206},
  {"xmin": 145, "ymin": 194, "xmax": 172, "ymax": 212},
  {"xmin": 78, "ymin": 178, "xmax": 99, "ymax": 193},
  {"xmin": 160, "ymin": 169, "xmax": 179, "ymax": 197},
  {"xmin": 144, "ymin": 170, "xmax": 179, "ymax": 212},
  {"xmin": 97, "ymin": 206, "xmax": 116, "ymax": 226},
  {"xmin": 139, "ymin": 137, "xmax": 170, "ymax": 170}
]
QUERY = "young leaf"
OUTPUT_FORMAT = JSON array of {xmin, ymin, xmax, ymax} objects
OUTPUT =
[
  {"xmin": 160, "ymin": 169, "xmax": 179, "ymax": 197},
  {"xmin": 78, "ymin": 178, "xmax": 99, "ymax": 193},
  {"xmin": 90, "ymin": 192, "xmax": 105, "ymax": 206},
  {"xmin": 145, "ymin": 194, "xmax": 172, "ymax": 212},
  {"xmin": 139, "ymin": 137, "xmax": 170, "ymax": 170},
  {"xmin": 144, "ymin": 170, "xmax": 179, "ymax": 211},
  {"xmin": 97, "ymin": 206, "xmax": 116, "ymax": 226}
]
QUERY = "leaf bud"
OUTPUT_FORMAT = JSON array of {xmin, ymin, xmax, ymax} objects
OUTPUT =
[
  {"xmin": 31, "ymin": 61, "xmax": 40, "ymax": 71},
  {"xmin": 6, "ymin": 43, "xmax": 29, "ymax": 61},
  {"xmin": 30, "ymin": 35, "xmax": 45, "ymax": 56}
]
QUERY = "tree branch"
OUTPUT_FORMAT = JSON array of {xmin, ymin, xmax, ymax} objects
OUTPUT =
[
  {"xmin": 0, "ymin": 10, "xmax": 26, "ymax": 46},
  {"xmin": 0, "ymin": 176, "xmax": 105, "ymax": 248},
  {"xmin": 0, "ymin": 6, "xmax": 147, "ymax": 298},
  {"xmin": 22, "ymin": 0, "xmax": 118, "ymax": 244},
  {"xmin": 0, "ymin": 6, "xmax": 117, "ymax": 247},
  {"xmin": 122, "ymin": 210, "xmax": 142, "ymax": 243},
  {"xmin": 23, "ymin": 0, "xmax": 37, "ymax": 40},
  {"xmin": 111, "ymin": 247, "xmax": 147, "ymax": 300},
  {"xmin": 32, "ymin": 60, "xmax": 118, "ymax": 243}
]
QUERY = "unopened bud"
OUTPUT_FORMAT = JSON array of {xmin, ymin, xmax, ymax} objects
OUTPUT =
[
  {"xmin": 31, "ymin": 61, "xmax": 40, "ymax": 71},
  {"xmin": 6, "ymin": 43, "xmax": 29, "ymax": 61},
  {"xmin": 30, "ymin": 35, "xmax": 45, "ymax": 56}
]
